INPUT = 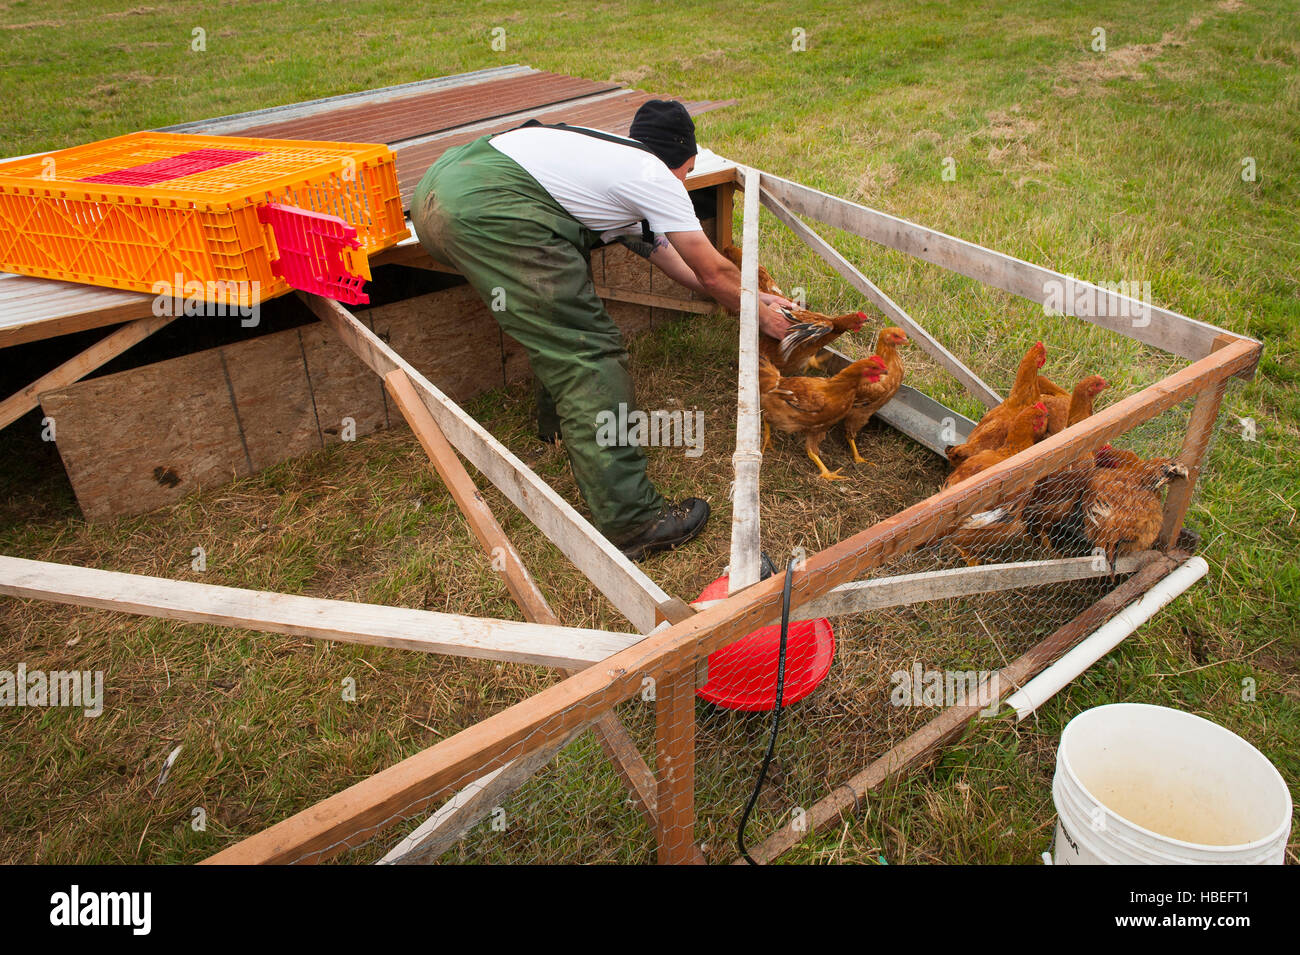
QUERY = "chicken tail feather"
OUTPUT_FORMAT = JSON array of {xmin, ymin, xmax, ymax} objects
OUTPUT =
[{"xmin": 778, "ymin": 322, "xmax": 830, "ymax": 361}]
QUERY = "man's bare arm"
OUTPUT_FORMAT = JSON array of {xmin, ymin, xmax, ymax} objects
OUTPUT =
[
  {"xmin": 661, "ymin": 230, "xmax": 794, "ymax": 338},
  {"xmin": 644, "ymin": 236, "xmax": 707, "ymax": 294}
]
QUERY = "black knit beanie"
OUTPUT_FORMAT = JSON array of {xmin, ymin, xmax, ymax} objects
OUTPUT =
[{"xmin": 629, "ymin": 100, "xmax": 697, "ymax": 168}]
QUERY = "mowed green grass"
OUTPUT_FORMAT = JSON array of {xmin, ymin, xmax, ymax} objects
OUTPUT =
[{"xmin": 0, "ymin": 0, "xmax": 1297, "ymax": 864}]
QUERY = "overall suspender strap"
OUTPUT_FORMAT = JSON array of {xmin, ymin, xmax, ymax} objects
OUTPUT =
[
  {"xmin": 502, "ymin": 118, "xmax": 660, "ymax": 155},
  {"xmin": 495, "ymin": 119, "xmax": 658, "ymax": 244}
]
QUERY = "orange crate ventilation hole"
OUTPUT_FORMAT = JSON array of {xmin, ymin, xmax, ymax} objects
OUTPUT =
[{"xmin": 0, "ymin": 132, "xmax": 408, "ymax": 305}]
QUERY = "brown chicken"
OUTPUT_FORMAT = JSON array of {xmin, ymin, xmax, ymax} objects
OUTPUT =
[
  {"xmin": 760, "ymin": 307, "xmax": 870, "ymax": 374},
  {"xmin": 841, "ymin": 326, "xmax": 909, "ymax": 463},
  {"xmin": 1080, "ymin": 455, "xmax": 1188, "ymax": 565},
  {"xmin": 1094, "ymin": 444, "xmax": 1142, "ymax": 470},
  {"xmin": 760, "ymin": 355, "xmax": 886, "ymax": 481},
  {"xmin": 722, "ymin": 244, "xmax": 785, "ymax": 297},
  {"xmin": 1042, "ymin": 375, "xmax": 1108, "ymax": 436},
  {"xmin": 1037, "ymin": 375, "xmax": 1069, "ymax": 399},
  {"xmin": 946, "ymin": 503, "xmax": 1032, "ymax": 565},
  {"xmin": 946, "ymin": 341, "xmax": 1047, "ymax": 466},
  {"xmin": 942, "ymin": 402, "xmax": 1049, "ymax": 490},
  {"xmin": 1023, "ymin": 443, "xmax": 1118, "ymax": 553},
  {"xmin": 719, "ymin": 245, "xmax": 868, "ymax": 373}
]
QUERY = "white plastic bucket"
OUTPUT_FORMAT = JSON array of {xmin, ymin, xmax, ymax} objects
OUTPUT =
[{"xmin": 1051, "ymin": 703, "xmax": 1291, "ymax": 865}]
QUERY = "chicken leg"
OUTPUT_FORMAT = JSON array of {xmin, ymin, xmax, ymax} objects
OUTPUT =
[
  {"xmin": 847, "ymin": 436, "xmax": 869, "ymax": 465},
  {"xmin": 805, "ymin": 434, "xmax": 845, "ymax": 481}
]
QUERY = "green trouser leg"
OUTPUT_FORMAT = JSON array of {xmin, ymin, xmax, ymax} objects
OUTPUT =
[{"xmin": 410, "ymin": 135, "xmax": 665, "ymax": 541}]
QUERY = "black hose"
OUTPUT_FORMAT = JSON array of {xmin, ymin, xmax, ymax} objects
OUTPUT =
[{"xmin": 737, "ymin": 558, "xmax": 797, "ymax": 865}]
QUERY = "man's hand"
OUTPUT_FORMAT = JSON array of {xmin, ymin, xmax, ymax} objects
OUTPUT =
[
  {"xmin": 759, "ymin": 302, "xmax": 795, "ymax": 340},
  {"xmin": 760, "ymin": 291, "xmax": 796, "ymax": 311},
  {"xmin": 665, "ymin": 230, "xmax": 793, "ymax": 321},
  {"xmin": 657, "ymin": 232, "xmax": 796, "ymax": 342}
]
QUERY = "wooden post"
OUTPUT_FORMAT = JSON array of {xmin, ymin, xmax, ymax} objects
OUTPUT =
[
  {"xmin": 714, "ymin": 181, "xmax": 735, "ymax": 250},
  {"xmin": 1158, "ymin": 380, "xmax": 1229, "ymax": 549},
  {"xmin": 654, "ymin": 665, "xmax": 699, "ymax": 864},
  {"xmin": 1157, "ymin": 333, "xmax": 1238, "ymax": 549},
  {"xmin": 730, "ymin": 167, "xmax": 764, "ymax": 593}
]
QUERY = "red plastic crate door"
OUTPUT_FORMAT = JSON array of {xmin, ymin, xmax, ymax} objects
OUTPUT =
[{"xmin": 257, "ymin": 203, "xmax": 372, "ymax": 305}]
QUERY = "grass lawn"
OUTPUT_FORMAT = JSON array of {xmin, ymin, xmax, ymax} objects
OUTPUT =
[{"xmin": 0, "ymin": 0, "xmax": 1296, "ymax": 864}]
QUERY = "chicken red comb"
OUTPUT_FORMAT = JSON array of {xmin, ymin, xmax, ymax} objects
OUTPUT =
[
  {"xmin": 1034, "ymin": 401, "xmax": 1047, "ymax": 411},
  {"xmin": 856, "ymin": 311, "xmax": 868, "ymax": 319}
]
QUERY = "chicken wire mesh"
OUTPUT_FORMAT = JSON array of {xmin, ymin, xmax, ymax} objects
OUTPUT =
[
  {"xmin": 255, "ymin": 385, "xmax": 1227, "ymax": 866},
  {"xmin": 210, "ymin": 211, "xmax": 1251, "ymax": 865}
]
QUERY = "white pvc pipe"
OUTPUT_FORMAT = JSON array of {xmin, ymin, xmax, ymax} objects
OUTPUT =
[{"xmin": 1005, "ymin": 556, "xmax": 1209, "ymax": 720}]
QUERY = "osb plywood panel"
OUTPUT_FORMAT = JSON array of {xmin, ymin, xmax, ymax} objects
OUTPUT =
[
  {"xmin": 376, "ymin": 285, "xmax": 507, "ymax": 403},
  {"xmin": 298, "ymin": 322, "xmax": 390, "ymax": 443},
  {"xmin": 40, "ymin": 349, "xmax": 251, "ymax": 520},
  {"xmin": 40, "ymin": 280, "xmax": 681, "ymax": 521},
  {"xmin": 222, "ymin": 328, "xmax": 323, "ymax": 471}
]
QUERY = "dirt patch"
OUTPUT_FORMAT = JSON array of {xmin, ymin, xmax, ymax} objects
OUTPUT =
[
  {"xmin": 1052, "ymin": 1, "xmax": 1249, "ymax": 88},
  {"xmin": 1, "ymin": 19, "xmax": 64, "ymax": 29},
  {"xmin": 90, "ymin": 72, "xmax": 157, "ymax": 98},
  {"xmin": 850, "ymin": 163, "xmax": 899, "ymax": 202},
  {"xmin": 984, "ymin": 106, "xmax": 1038, "ymax": 141},
  {"xmin": 677, "ymin": 48, "xmax": 728, "ymax": 72},
  {"xmin": 974, "ymin": 105, "xmax": 1054, "ymax": 175},
  {"xmin": 102, "ymin": 6, "xmax": 159, "ymax": 18},
  {"xmin": 611, "ymin": 65, "xmax": 655, "ymax": 86}
]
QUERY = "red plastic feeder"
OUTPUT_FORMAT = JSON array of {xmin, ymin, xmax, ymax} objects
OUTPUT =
[{"xmin": 693, "ymin": 574, "xmax": 835, "ymax": 712}]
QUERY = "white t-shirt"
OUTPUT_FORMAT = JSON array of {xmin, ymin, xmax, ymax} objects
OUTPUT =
[{"xmin": 489, "ymin": 126, "xmax": 702, "ymax": 243}]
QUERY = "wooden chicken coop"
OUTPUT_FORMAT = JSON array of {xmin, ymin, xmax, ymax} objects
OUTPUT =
[{"xmin": 0, "ymin": 68, "xmax": 1262, "ymax": 865}]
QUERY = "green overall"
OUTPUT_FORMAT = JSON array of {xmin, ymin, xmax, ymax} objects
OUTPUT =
[{"xmin": 410, "ymin": 134, "xmax": 664, "ymax": 542}]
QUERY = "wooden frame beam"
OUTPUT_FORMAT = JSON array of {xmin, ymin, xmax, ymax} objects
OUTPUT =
[
  {"xmin": 759, "ymin": 171, "xmax": 1258, "ymax": 368},
  {"xmin": 0, "ymin": 313, "xmax": 175, "ymax": 431},
  {"xmin": 379, "ymin": 369, "xmax": 660, "ymax": 860},
  {"xmin": 378, "ymin": 722, "xmax": 589, "ymax": 864},
  {"xmin": 692, "ymin": 553, "xmax": 1155, "ymax": 619},
  {"xmin": 0, "ymin": 555, "xmax": 638, "ymax": 669},
  {"xmin": 205, "ymin": 335, "xmax": 1259, "ymax": 864},
  {"xmin": 371, "ymin": 233, "xmax": 714, "ymax": 318},
  {"xmin": 383, "ymin": 369, "xmax": 553, "ymax": 624},
  {"xmin": 591, "ymin": 285, "xmax": 716, "ymax": 314},
  {"xmin": 758, "ymin": 187, "xmax": 1002, "ymax": 408},
  {"xmin": 297, "ymin": 292, "xmax": 675, "ymax": 634}
]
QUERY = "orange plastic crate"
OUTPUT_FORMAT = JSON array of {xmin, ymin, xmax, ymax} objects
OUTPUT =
[{"xmin": 0, "ymin": 131, "xmax": 408, "ymax": 304}]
